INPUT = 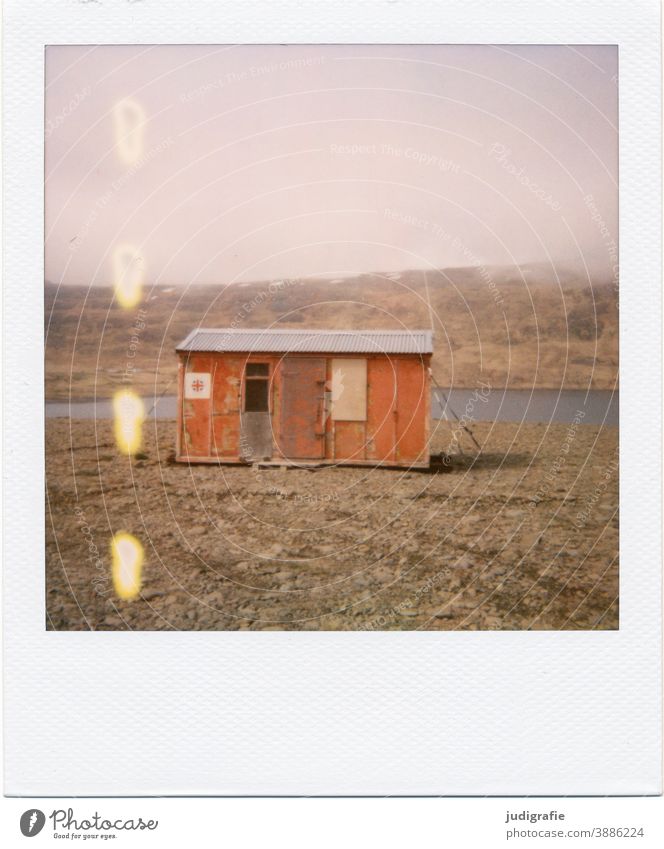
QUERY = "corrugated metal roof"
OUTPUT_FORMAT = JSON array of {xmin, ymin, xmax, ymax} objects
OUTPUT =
[{"xmin": 176, "ymin": 328, "xmax": 433, "ymax": 355}]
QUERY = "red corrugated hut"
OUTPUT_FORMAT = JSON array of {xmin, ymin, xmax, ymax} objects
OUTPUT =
[{"xmin": 175, "ymin": 328, "xmax": 433, "ymax": 468}]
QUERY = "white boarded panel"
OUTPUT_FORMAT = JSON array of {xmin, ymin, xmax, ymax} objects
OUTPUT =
[
  {"xmin": 184, "ymin": 372, "xmax": 211, "ymax": 399},
  {"xmin": 330, "ymin": 358, "xmax": 367, "ymax": 421}
]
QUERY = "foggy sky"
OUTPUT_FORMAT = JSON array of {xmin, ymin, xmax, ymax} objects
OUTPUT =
[{"xmin": 45, "ymin": 44, "xmax": 618, "ymax": 286}]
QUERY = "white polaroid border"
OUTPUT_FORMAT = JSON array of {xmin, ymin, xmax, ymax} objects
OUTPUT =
[{"xmin": 3, "ymin": 0, "xmax": 661, "ymax": 795}]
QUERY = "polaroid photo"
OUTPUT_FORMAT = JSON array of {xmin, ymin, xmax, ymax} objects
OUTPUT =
[{"xmin": 3, "ymin": 0, "xmax": 661, "ymax": 800}]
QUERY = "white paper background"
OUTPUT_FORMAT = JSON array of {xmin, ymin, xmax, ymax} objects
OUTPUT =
[{"xmin": 3, "ymin": 0, "xmax": 661, "ymax": 795}]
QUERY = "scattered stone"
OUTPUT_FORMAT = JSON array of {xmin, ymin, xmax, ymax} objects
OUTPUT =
[{"xmin": 142, "ymin": 590, "xmax": 166, "ymax": 601}]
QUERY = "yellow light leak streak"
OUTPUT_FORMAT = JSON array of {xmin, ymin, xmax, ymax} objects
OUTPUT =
[
  {"xmin": 113, "ymin": 98, "xmax": 145, "ymax": 164},
  {"xmin": 113, "ymin": 244, "xmax": 144, "ymax": 309},
  {"xmin": 113, "ymin": 389, "xmax": 145, "ymax": 455},
  {"xmin": 111, "ymin": 533, "xmax": 143, "ymax": 601}
]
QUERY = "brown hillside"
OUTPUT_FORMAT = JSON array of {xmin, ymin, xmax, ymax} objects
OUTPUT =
[{"xmin": 45, "ymin": 266, "xmax": 618, "ymax": 400}]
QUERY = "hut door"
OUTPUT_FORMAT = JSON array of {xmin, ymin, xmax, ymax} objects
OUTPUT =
[
  {"xmin": 240, "ymin": 362, "xmax": 273, "ymax": 461},
  {"xmin": 278, "ymin": 357, "xmax": 326, "ymax": 459}
]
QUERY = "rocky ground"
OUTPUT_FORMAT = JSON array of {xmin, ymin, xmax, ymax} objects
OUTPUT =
[{"xmin": 46, "ymin": 418, "xmax": 618, "ymax": 631}]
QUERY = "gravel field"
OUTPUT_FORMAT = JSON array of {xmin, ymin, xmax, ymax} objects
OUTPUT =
[{"xmin": 46, "ymin": 417, "xmax": 618, "ymax": 631}]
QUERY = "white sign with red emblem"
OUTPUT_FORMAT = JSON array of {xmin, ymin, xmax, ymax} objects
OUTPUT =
[{"xmin": 184, "ymin": 372, "xmax": 211, "ymax": 399}]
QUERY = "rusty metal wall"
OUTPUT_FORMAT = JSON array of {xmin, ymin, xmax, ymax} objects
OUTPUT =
[
  {"xmin": 366, "ymin": 356, "xmax": 398, "ymax": 462},
  {"xmin": 395, "ymin": 357, "xmax": 429, "ymax": 463},
  {"xmin": 211, "ymin": 356, "xmax": 242, "ymax": 458},
  {"xmin": 177, "ymin": 351, "xmax": 430, "ymax": 466},
  {"xmin": 333, "ymin": 421, "xmax": 366, "ymax": 462},
  {"xmin": 180, "ymin": 353, "xmax": 212, "ymax": 457}
]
